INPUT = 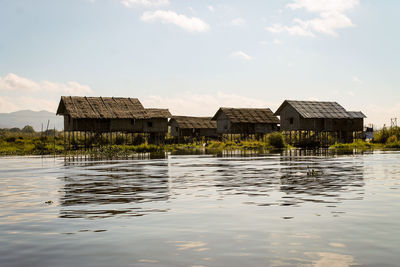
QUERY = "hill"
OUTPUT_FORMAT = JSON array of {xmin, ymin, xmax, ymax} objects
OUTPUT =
[{"xmin": 0, "ymin": 110, "xmax": 63, "ymax": 131}]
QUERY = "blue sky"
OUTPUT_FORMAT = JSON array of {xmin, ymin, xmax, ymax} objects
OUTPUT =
[{"xmin": 0, "ymin": 0, "xmax": 399, "ymax": 127}]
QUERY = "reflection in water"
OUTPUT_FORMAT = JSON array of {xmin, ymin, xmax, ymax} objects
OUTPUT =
[
  {"xmin": 1, "ymin": 152, "xmax": 400, "ymax": 267},
  {"xmin": 59, "ymin": 160, "xmax": 170, "ymax": 219},
  {"xmin": 59, "ymin": 152, "xmax": 366, "ymax": 219},
  {"xmin": 279, "ymin": 152, "xmax": 365, "ymax": 206}
]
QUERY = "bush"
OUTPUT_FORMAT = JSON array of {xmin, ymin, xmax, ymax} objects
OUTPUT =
[
  {"xmin": 266, "ymin": 132, "xmax": 285, "ymax": 148},
  {"xmin": 374, "ymin": 127, "xmax": 390, "ymax": 143},
  {"xmin": 21, "ymin": 125, "xmax": 35, "ymax": 134},
  {"xmin": 115, "ymin": 135, "xmax": 125, "ymax": 145},
  {"xmin": 5, "ymin": 137, "xmax": 16, "ymax": 143},
  {"xmin": 387, "ymin": 135, "xmax": 398, "ymax": 144}
]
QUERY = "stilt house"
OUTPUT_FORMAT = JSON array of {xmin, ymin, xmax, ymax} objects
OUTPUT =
[
  {"xmin": 211, "ymin": 108, "xmax": 280, "ymax": 135},
  {"xmin": 274, "ymin": 100, "xmax": 366, "ymax": 143},
  {"xmin": 169, "ymin": 116, "xmax": 218, "ymax": 139},
  {"xmin": 56, "ymin": 96, "xmax": 171, "ymax": 135}
]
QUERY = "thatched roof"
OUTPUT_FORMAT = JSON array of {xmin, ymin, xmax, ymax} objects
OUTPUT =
[
  {"xmin": 56, "ymin": 96, "xmax": 171, "ymax": 119},
  {"xmin": 170, "ymin": 116, "xmax": 216, "ymax": 129},
  {"xmin": 212, "ymin": 108, "xmax": 280, "ymax": 124},
  {"xmin": 145, "ymin": 108, "xmax": 172, "ymax": 119},
  {"xmin": 275, "ymin": 100, "xmax": 366, "ymax": 119}
]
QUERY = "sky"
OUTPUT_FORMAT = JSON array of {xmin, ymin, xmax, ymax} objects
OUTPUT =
[{"xmin": 0, "ymin": 0, "xmax": 399, "ymax": 127}]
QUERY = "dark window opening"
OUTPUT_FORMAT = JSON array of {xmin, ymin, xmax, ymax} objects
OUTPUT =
[
  {"xmin": 147, "ymin": 121, "xmax": 153, "ymax": 128},
  {"xmin": 131, "ymin": 119, "xmax": 135, "ymax": 125},
  {"xmin": 289, "ymin": 118, "xmax": 294, "ymax": 124}
]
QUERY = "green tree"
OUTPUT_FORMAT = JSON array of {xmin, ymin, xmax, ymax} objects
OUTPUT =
[{"xmin": 21, "ymin": 125, "xmax": 35, "ymax": 134}]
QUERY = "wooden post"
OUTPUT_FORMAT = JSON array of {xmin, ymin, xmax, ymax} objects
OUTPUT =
[{"xmin": 53, "ymin": 126, "xmax": 56, "ymax": 155}]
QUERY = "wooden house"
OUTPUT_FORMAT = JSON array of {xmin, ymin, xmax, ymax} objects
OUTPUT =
[
  {"xmin": 211, "ymin": 108, "xmax": 280, "ymax": 137},
  {"xmin": 56, "ymin": 96, "xmax": 171, "ymax": 145},
  {"xmin": 274, "ymin": 100, "xmax": 366, "ymax": 144},
  {"xmin": 169, "ymin": 116, "xmax": 218, "ymax": 140}
]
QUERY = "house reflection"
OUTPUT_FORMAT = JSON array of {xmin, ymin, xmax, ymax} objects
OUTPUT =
[
  {"xmin": 278, "ymin": 149, "xmax": 365, "ymax": 206},
  {"xmin": 59, "ymin": 160, "xmax": 170, "ymax": 219},
  {"xmin": 209, "ymin": 152, "xmax": 365, "ymax": 208}
]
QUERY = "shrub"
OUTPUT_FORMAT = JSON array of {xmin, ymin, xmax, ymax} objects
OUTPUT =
[
  {"xmin": 266, "ymin": 132, "xmax": 285, "ymax": 148},
  {"xmin": 387, "ymin": 135, "xmax": 398, "ymax": 144},
  {"xmin": 21, "ymin": 125, "xmax": 35, "ymax": 134},
  {"xmin": 5, "ymin": 137, "xmax": 16, "ymax": 143},
  {"xmin": 373, "ymin": 127, "xmax": 390, "ymax": 143},
  {"xmin": 115, "ymin": 135, "xmax": 125, "ymax": 145}
]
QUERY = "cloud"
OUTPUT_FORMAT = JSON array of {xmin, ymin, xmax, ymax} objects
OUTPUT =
[
  {"xmin": 0, "ymin": 96, "xmax": 19, "ymax": 113},
  {"xmin": 266, "ymin": 24, "xmax": 315, "ymax": 37},
  {"xmin": 352, "ymin": 76, "xmax": 363, "ymax": 84},
  {"xmin": 231, "ymin": 18, "xmax": 246, "ymax": 26},
  {"xmin": 0, "ymin": 73, "xmax": 93, "ymax": 113},
  {"xmin": 208, "ymin": 5, "xmax": 214, "ymax": 13},
  {"xmin": 0, "ymin": 73, "xmax": 92, "ymax": 95},
  {"xmin": 347, "ymin": 90, "xmax": 355, "ymax": 96},
  {"xmin": 120, "ymin": 0, "xmax": 169, "ymax": 8},
  {"xmin": 142, "ymin": 92, "xmax": 278, "ymax": 116},
  {"xmin": 273, "ymin": 39, "xmax": 284, "ymax": 45},
  {"xmin": 267, "ymin": 0, "xmax": 359, "ymax": 37},
  {"xmin": 287, "ymin": 0, "xmax": 359, "ymax": 13},
  {"xmin": 0, "ymin": 95, "xmax": 58, "ymax": 113},
  {"xmin": 141, "ymin": 10, "xmax": 209, "ymax": 32},
  {"xmin": 230, "ymin": 51, "xmax": 252, "ymax": 60}
]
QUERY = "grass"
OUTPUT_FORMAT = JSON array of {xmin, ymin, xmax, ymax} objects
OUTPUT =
[
  {"xmin": 5, "ymin": 126, "xmax": 400, "ymax": 157},
  {"xmin": 0, "ymin": 131, "xmax": 288, "ymax": 156},
  {"xmin": 329, "ymin": 140, "xmax": 378, "ymax": 150},
  {"xmin": 328, "ymin": 127, "xmax": 400, "ymax": 151}
]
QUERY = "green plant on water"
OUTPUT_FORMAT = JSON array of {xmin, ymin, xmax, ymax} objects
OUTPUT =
[{"xmin": 266, "ymin": 132, "xmax": 285, "ymax": 149}]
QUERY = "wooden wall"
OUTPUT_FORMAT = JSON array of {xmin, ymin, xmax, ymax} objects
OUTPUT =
[
  {"xmin": 63, "ymin": 115, "xmax": 168, "ymax": 133},
  {"xmin": 278, "ymin": 105, "xmax": 364, "ymax": 132}
]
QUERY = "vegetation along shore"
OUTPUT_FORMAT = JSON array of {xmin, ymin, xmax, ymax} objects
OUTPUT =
[{"xmin": 1, "ymin": 126, "xmax": 399, "ymax": 157}]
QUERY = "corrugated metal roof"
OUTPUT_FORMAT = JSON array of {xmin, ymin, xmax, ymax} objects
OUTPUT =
[
  {"xmin": 212, "ymin": 108, "xmax": 280, "ymax": 124},
  {"xmin": 275, "ymin": 100, "xmax": 366, "ymax": 119},
  {"xmin": 170, "ymin": 116, "xmax": 216, "ymax": 129},
  {"xmin": 347, "ymin": 111, "xmax": 366, "ymax": 119}
]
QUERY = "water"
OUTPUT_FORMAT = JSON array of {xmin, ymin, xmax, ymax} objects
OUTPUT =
[{"xmin": 1, "ymin": 151, "xmax": 400, "ymax": 266}]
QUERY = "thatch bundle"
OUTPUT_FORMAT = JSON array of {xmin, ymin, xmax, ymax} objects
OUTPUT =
[{"xmin": 212, "ymin": 108, "xmax": 280, "ymax": 124}]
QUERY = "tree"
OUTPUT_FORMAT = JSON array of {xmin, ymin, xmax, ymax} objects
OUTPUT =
[{"xmin": 21, "ymin": 125, "xmax": 35, "ymax": 133}]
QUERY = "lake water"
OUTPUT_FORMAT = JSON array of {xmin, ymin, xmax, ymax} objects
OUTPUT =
[{"xmin": 1, "ymin": 151, "xmax": 400, "ymax": 266}]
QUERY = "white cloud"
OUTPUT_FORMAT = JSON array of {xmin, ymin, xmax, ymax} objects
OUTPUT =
[
  {"xmin": 347, "ymin": 90, "xmax": 355, "ymax": 96},
  {"xmin": 287, "ymin": 0, "xmax": 359, "ymax": 13},
  {"xmin": 0, "ymin": 95, "xmax": 58, "ymax": 113},
  {"xmin": 267, "ymin": 23, "xmax": 315, "ymax": 37},
  {"xmin": 268, "ymin": 0, "xmax": 359, "ymax": 37},
  {"xmin": 120, "ymin": 0, "xmax": 169, "ymax": 8},
  {"xmin": 230, "ymin": 51, "xmax": 252, "ymax": 60},
  {"xmin": 208, "ymin": 5, "xmax": 214, "ymax": 13},
  {"xmin": 142, "ymin": 92, "xmax": 278, "ymax": 116},
  {"xmin": 0, "ymin": 96, "xmax": 19, "ymax": 113},
  {"xmin": 352, "ymin": 76, "xmax": 363, "ymax": 84},
  {"xmin": 0, "ymin": 73, "xmax": 92, "ymax": 95},
  {"xmin": 231, "ymin": 18, "xmax": 246, "ymax": 26},
  {"xmin": 273, "ymin": 39, "xmax": 284, "ymax": 45},
  {"xmin": 141, "ymin": 10, "xmax": 209, "ymax": 32}
]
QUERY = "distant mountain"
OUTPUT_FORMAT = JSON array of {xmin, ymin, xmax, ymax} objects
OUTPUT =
[{"xmin": 0, "ymin": 110, "xmax": 63, "ymax": 131}]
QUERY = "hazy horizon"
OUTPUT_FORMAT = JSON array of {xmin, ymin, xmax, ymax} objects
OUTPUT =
[{"xmin": 1, "ymin": 0, "xmax": 399, "ymax": 128}]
